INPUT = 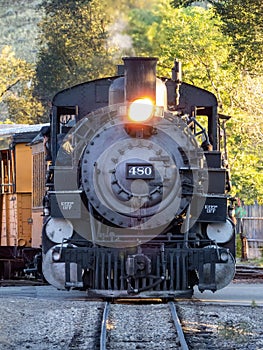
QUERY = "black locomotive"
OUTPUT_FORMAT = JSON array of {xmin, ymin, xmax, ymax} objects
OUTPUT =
[{"xmin": 42, "ymin": 57, "xmax": 235, "ymax": 298}]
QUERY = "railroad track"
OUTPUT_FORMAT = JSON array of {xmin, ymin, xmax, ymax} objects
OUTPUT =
[
  {"xmin": 100, "ymin": 301, "xmax": 189, "ymax": 350},
  {"xmin": 0, "ymin": 278, "xmax": 47, "ymax": 287},
  {"xmin": 235, "ymin": 265, "xmax": 263, "ymax": 280}
]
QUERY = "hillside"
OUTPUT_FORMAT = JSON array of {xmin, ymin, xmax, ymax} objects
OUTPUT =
[{"xmin": 0, "ymin": 0, "xmax": 43, "ymax": 63}]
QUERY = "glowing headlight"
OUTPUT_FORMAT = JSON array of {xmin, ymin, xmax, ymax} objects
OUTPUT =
[{"xmin": 128, "ymin": 98, "xmax": 154, "ymax": 122}]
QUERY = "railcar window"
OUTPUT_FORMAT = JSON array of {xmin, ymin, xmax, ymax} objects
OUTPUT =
[{"xmin": 0, "ymin": 150, "xmax": 14, "ymax": 193}]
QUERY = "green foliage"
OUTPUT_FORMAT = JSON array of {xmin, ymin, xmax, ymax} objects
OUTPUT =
[
  {"xmin": 171, "ymin": 0, "xmax": 263, "ymax": 74},
  {"xmin": 0, "ymin": 46, "xmax": 44, "ymax": 124},
  {"xmin": 35, "ymin": 0, "xmax": 115, "ymax": 101},
  {"xmin": 212, "ymin": 0, "xmax": 263, "ymax": 74},
  {"xmin": 127, "ymin": 2, "xmax": 235, "ymax": 106},
  {"xmin": 227, "ymin": 112, "xmax": 263, "ymax": 204},
  {"xmin": 225, "ymin": 71, "xmax": 263, "ymax": 204}
]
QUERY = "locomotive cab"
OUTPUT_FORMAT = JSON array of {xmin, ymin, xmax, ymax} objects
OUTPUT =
[{"xmin": 42, "ymin": 57, "xmax": 235, "ymax": 297}]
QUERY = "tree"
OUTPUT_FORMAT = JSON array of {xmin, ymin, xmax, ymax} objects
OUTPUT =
[
  {"xmin": 215, "ymin": 0, "xmax": 263, "ymax": 74},
  {"xmin": 127, "ymin": 2, "xmax": 235, "ymax": 107},
  {"xmin": 35, "ymin": 0, "xmax": 115, "ymax": 102},
  {"xmin": 0, "ymin": 46, "xmax": 44, "ymax": 124},
  {"xmin": 170, "ymin": 0, "xmax": 263, "ymax": 74},
  {"xmin": 225, "ymin": 74, "xmax": 263, "ymax": 204}
]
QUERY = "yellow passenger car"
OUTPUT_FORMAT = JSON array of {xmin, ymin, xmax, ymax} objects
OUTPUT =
[{"xmin": 0, "ymin": 124, "xmax": 44, "ymax": 278}]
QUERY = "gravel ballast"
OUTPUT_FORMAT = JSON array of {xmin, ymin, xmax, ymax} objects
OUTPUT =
[
  {"xmin": 0, "ymin": 287, "xmax": 262, "ymax": 349},
  {"xmin": 0, "ymin": 298, "xmax": 104, "ymax": 350},
  {"xmin": 178, "ymin": 302, "xmax": 263, "ymax": 349}
]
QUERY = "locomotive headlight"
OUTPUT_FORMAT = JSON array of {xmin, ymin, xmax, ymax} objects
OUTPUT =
[
  {"xmin": 52, "ymin": 249, "xmax": 61, "ymax": 262},
  {"xmin": 220, "ymin": 251, "xmax": 229, "ymax": 262},
  {"xmin": 128, "ymin": 98, "xmax": 154, "ymax": 122}
]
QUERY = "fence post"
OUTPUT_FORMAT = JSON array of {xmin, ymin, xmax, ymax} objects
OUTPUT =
[{"xmin": 241, "ymin": 236, "xmax": 248, "ymax": 261}]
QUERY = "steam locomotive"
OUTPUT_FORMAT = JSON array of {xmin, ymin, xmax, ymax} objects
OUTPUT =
[{"xmin": 42, "ymin": 57, "xmax": 235, "ymax": 298}]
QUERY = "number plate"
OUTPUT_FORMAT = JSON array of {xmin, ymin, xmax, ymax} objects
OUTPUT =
[{"xmin": 126, "ymin": 163, "xmax": 155, "ymax": 179}]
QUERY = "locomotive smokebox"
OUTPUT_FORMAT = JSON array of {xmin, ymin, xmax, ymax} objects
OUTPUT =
[{"xmin": 123, "ymin": 57, "xmax": 158, "ymax": 103}]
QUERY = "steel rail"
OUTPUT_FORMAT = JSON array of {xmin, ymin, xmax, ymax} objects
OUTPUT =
[
  {"xmin": 168, "ymin": 301, "xmax": 189, "ymax": 350},
  {"xmin": 100, "ymin": 301, "xmax": 111, "ymax": 350},
  {"xmin": 101, "ymin": 301, "xmax": 188, "ymax": 350}
]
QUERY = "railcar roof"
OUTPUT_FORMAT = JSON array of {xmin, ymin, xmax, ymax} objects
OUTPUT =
[
  {"xmin": 0, "ymin": 124, "xmax": 44, "ymax": 136},
  {"xmin": 0, "ymin": 124, "xmax": 47, "ymax": 150}
]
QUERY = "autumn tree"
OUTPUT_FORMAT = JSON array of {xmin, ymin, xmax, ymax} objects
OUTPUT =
[{"xmin": 0, "ymin": 46, "xmax": 44, "ymax": 124}]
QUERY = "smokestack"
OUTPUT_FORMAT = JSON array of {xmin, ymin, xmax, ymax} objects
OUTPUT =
[{"xmin": 123, "ymin": 57, "xmax": 158, "ymax": 103}]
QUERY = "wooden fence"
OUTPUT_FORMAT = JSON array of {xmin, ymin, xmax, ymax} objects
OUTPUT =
[{"xmin": 242, "ymin": 204, "xmax": 263, "ymax": 259}]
